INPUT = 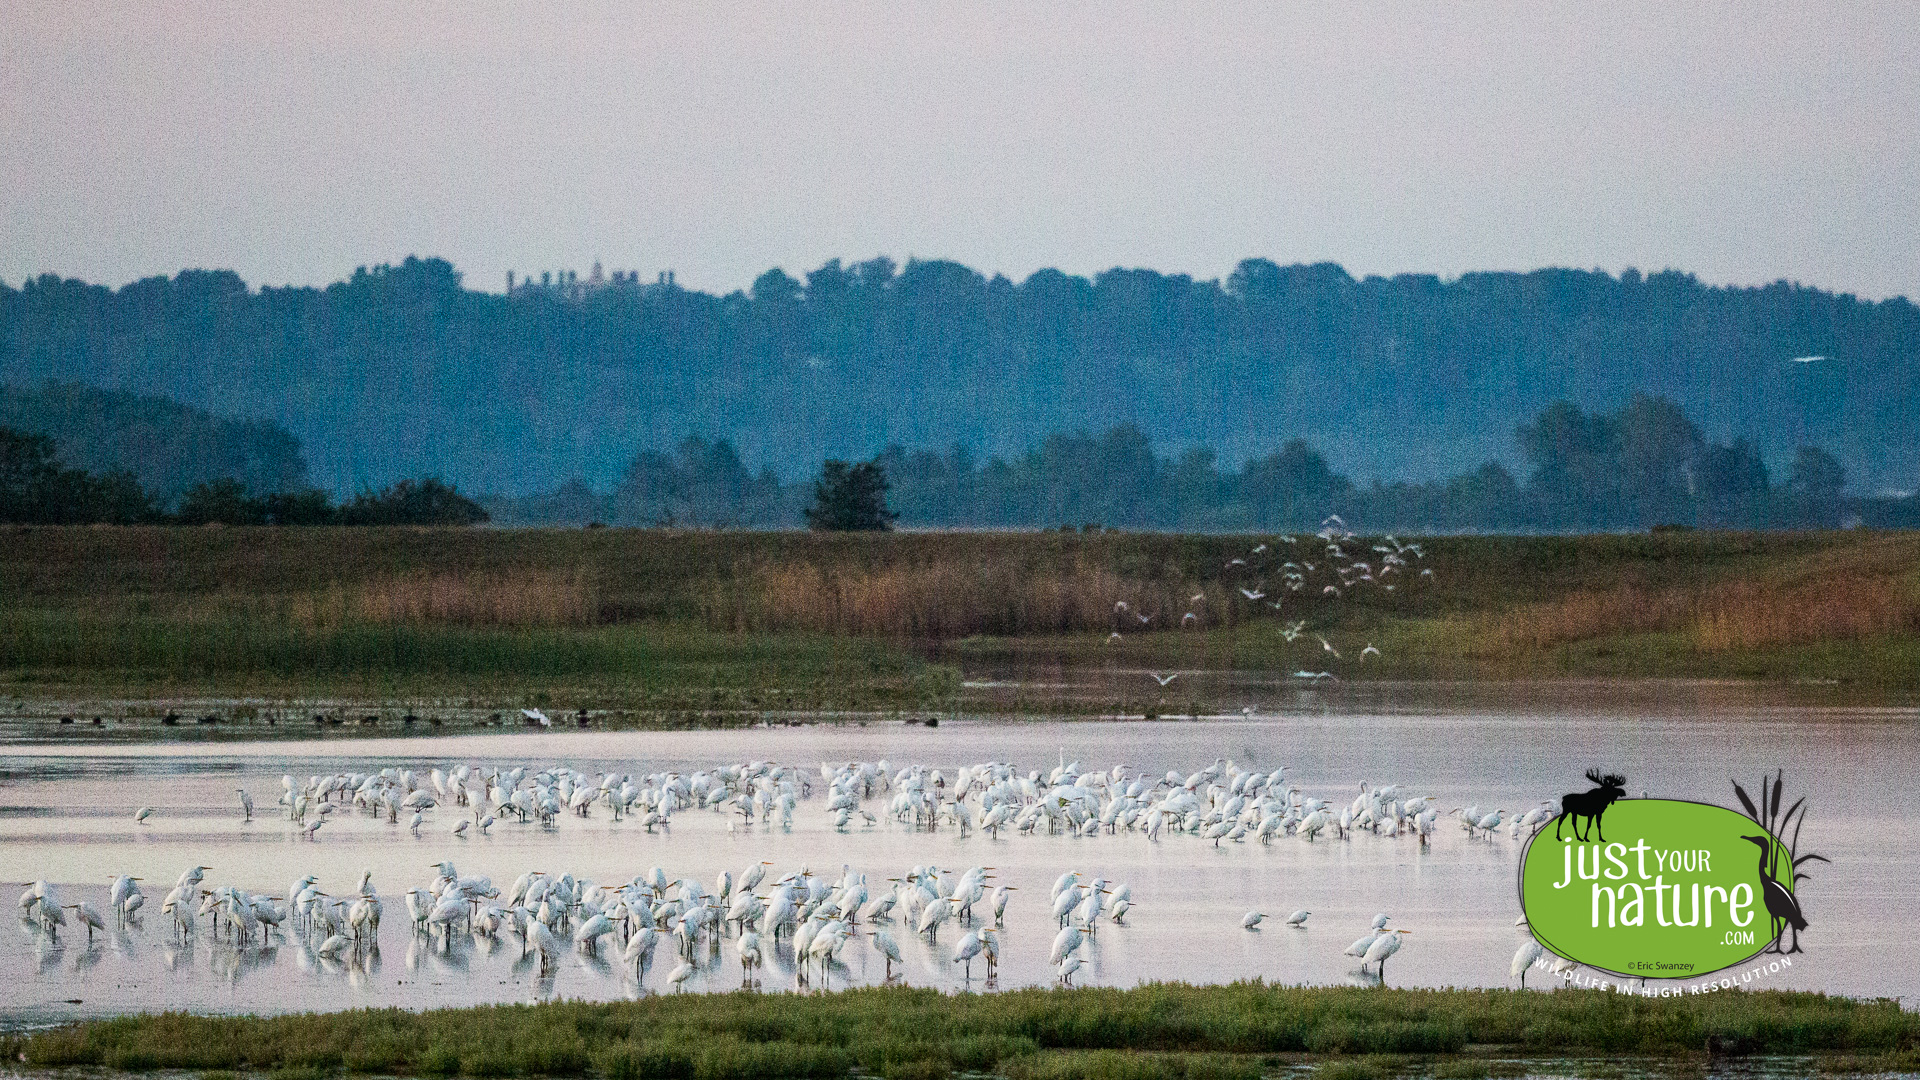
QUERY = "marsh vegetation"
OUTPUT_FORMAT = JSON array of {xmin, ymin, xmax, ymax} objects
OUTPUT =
[
  {"xmin": 1, "ymin": 527, "xmax": 1915, "ymax": 714},
  {"xmin": 14, "ymin": 985, "xmax": 1920, "ymax": 1079}
]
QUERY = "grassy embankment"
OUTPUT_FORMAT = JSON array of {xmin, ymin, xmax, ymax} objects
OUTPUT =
[
  {"xmin": 1, "ymin": 526, "xmax": 1916, "ymax": 719},
  {"xmin": 10, "ymin": 986, "xmax": 1919, "ymax": 1079}
]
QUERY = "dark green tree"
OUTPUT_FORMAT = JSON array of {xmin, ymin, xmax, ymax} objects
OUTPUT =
[
  {"xmin": 1786, "ymin": 446, "xmax": 1846, "ymax": 500},
  {"xmin": 0, "ymin": 427, "xmax": 159, "ymax": 523},
  {"xmin": 0, "ymin": 427, "xmax": 63, "ymax": 521},
  {"xmin": 805, "ymin": 459, "xmax": 896, "ymax": 531},
  {"xmin": 261, "ymin": 489, "xmax": 339, "ymax": 525},
  {"xmin": 340, "ymin": 477, "xmax": 489, "ymax": 525},
  {"xmin": 1238, "ymin": 438, "xmax": 1351, "ymax": 526},
  {"xmin": 176, "ymin": 478, "xmax": 269, "ymax": 525}
]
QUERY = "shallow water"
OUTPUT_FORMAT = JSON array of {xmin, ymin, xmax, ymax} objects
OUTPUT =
[{"xmin": 2, "ymin": 700, "xmax": 1916, "ymax": 1025}]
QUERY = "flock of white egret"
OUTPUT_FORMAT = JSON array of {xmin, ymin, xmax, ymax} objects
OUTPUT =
[
  {"xmin": 195, "ymin": 754, "xmax": 1540, "ymax": 849},
  {"xmin": 31, "ymin": 750, "xmax": 1579, "ymax": 995},
  {"xmin": 18, "ymin": 858, "xmax": 1138, "ymax": 992}
]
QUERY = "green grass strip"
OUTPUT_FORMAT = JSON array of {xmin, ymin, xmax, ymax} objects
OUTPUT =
[{"xmin": 14, "ymin": 984, "xmax": 1920, "ymax": 1079}]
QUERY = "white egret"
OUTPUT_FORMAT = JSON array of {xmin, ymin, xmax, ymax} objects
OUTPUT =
[
  {"xmin": 1242, "ymin": 911, "xmax": 1265, "ymax": 930},
  {"xmin": 67, "ymin": 902, "xmax": 107, "ymax": 942},
  {"xmin": 1049, "ymin": 925, "xmax": 1084, "ymax": 966},
  {"xmin": 1286, "ymin": 910, "xmax": 1311, "ymax": 927},
  {"xmin": 872, "ymin": 929, "xmax": 904, "ymax": 980},
  {"xmin": 1362, "ymin": 929, "xmax": 1410, "ymax": 978},
  {"xmin": 667, "ymin": 961, "xmax": 694, "ymax": 990},
  {"xmin": 526, "ymin": 919, "xmax": 560, "ymax": 971},
  {"xmin": 1512, "ymin": 939, "xmax": 1545, "ymax": 988},
  {"xmin": 952, "ymin": 930, "xmax": 983, "ymax": 978}
]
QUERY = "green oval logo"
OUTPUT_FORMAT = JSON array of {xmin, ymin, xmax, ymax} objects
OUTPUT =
[{"xmin": 1520, "ymin": 799, "xmax": 1800, "ymax": 979}]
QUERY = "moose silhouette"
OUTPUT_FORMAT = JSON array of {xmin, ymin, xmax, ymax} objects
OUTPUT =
[{"xmin": 1553, "ymin": 769, "xmax": 1627, "ymax": 842}]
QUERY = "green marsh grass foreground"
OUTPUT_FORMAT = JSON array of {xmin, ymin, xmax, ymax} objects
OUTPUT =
[
  {"xmin": 2, "ymin": 526, "xmax": 1916, "ymax": 718},
  {"xmin": 9, "ymin": 985, "xmax": 1920, "ymax": 1079}
]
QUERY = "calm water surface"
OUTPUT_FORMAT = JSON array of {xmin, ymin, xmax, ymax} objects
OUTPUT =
[{"xmin": 1, "ymin": 698, "xmax": 1915, "ymax": 1026}]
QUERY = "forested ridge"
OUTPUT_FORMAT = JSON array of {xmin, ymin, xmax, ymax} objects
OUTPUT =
[{"xmin": 2, "ymin": 255, "xmax": 1914, "ymax": 502}]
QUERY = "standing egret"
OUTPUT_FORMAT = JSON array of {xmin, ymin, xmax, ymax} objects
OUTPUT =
[
  {"xmin": 1242, "ymin": 911, "xmax": 1265, "ymax": 930},
  {"xmin": 134, "ymin": 807, "xmax": 154, "ymax": 823},
  {"xmin": 667, "ymin": 960, "xmax": 694, "ymax": 991},
  {"xmin": 237, "ymin": 789, "xmax": 253, "ymax": 820},
  {"xmin": 526, "ymin": 918, "xmax": 560, "ymax": 972},
  {"xmin": 109, "ymin": 876, "xmax": 142, "ymax": 920},
  {"xmin": 734, "ymin": 929, "xmax": 761, "ymax": 985},
  {"xmin": 1285, "ymin": 910, "xmax": 1311, "ymax": 927},
  {"xmin": 1363, "ymin": 929, "xmax": 1410, "ymax": 979},
  {"xmin": 871, "ymin": 929, "xmax": 904, "ymax": 981},
  {"xmin": 1049, "ymin": 925, "xmax": 1084, "ymax": 966},
  {"xmin": 952, "ymin": 930, "xmax": 983, "ymax": 978},
  {"xmin": 1057, "ymin": 953, "xmax": 1083, "ymax": 985},
  {"xmin": 67, "ymin": 902, "xmax": 107, "ymax": 942},
  {"xmin": 1512, "ymin": 939, "xmax": 1545, "ymax": 987},
  {"xmin": 1050, "ymin": 887, "xmax": 1081, "ymax": 925},
  {"xmin": 574, "ymin": 912, "xmax": 614, "ymax": 954},
  {"xmin": 741, "ymin": 861, "xmax": 771, "ymax": 893}
]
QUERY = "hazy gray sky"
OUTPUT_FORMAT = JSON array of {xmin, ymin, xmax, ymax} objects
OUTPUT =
[{"xmin": 5, "ymin": 2, "xmax": 1917, "ymax": 298}]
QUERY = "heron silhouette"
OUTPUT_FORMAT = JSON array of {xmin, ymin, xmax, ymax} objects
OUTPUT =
[{"xmin": 1741, "ymin": 835, "xmax": 1808, "ymax": 954}]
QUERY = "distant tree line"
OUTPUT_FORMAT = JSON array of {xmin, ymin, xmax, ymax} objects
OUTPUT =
[
  {"xmin": 5, "ymin": 255, "xmax": 1916, "ymax": 499},
  {"xmin": 488, "ymin": 395, "xmax": 1920, "ymax": 532},
  {"xmin": 7, "ymin": 378, "xmax": 1912, "ymax": 531},
  {"xmin": 485, "ymin": 437, "xmax": 795, "ymax": 527},
  {"xmin": 0, "ymin": 429, "xmax": 486, "ymax": 526},
  {"xmin": 1, "ymin": 382, "xmax": 309, "ymax": 504}
]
